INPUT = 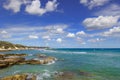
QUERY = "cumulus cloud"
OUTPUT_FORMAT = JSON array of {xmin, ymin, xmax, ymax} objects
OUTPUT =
[
  {"xmin": 3, "ymin": 0, "xmax": 23, "ymax": 13},
  {"xmin": 76, "ymin": 31, "xmax": 86, "ymax": 36},
  {"xmin": 56, "ymin": 28, "xmax": 64, "ymax": 34},
  {"xmin": 3, "ymin": 0, "xmax": 58, "ymax": 15},
  {"xmin": 66, "ymin": 33, "xmax": 75, "ymax": 38},
  {"xmin": 83, "ymin": 16, "xmax": 119, "ymax": 30},
  {"xmin": 88, "ymin": 38, "xmax": 105, "ymax": 43},
  {"xmin": 56, "ymin": 38, "xmax": 62, "ymax": 43},
  {"xmin": 101, "ymin": 26, "xmax": 120, "ymax": 37},
  {"xmin": 80, "ymin": 0, "xmax": 109, "ymax": 9},
  {"xmin": 28, "ymin": 35, "xmax": 39, "ymax": 39},
  {"xmin": 95, "ymin": 4, "xmax": 120, "ymax": 16},
  {"xmin": 25, "ymin": 0, "xmax": 58, "ymax": 15}
]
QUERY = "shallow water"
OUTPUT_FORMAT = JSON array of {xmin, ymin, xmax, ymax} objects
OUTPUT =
[{"xmin": 0, "ymin": 48, "xmax": 120, "ymax": 80}]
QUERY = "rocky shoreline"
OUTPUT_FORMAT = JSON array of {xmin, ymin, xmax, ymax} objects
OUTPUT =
[
  {"xmin": 0, "ymin": 53, "xmax": 57, "ymax": 69},
  {"xmin": 0, "ymin": 53, "xmax": 57, "ymax": 80},
  {"xmin": 0, "ymin": 53, "xmax": 77, "ymax": 80},
  {"xmin": 0, "ymin": 53, "xmax": 93, "ymax": 80}
]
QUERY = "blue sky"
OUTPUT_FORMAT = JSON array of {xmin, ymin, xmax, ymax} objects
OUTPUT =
[{"xmin": 0, "ymin": 0, "xmax": 120, "ymax": 48}]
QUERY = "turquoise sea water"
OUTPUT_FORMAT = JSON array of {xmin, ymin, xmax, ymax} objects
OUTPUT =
[{"xmin": 0, "ymin": 48, "xmax": 120, "ymax": 80}]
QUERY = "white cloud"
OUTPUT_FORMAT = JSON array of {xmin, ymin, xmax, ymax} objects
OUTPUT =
[
  {"xmin": 83, "ymin": 16, "xmax": 119, "ymax": 30},
  {"xmin": 76, "ymin": 31, "xmax": 86, "ymax": 36},
  {"xmin": 0, "ymin": 30, "xmax": 8, "ymax": 34},
  {"xmin": 95, "ymin": 4, "xmax": 120, "ymax": 16},
  {"xmin": 56, "ymin": 28, "xmax": 64, "ymax": 34},
  {"xmin": 28, "ymin": 35, "xmax": 39, "ymax": 39},
  {"xmin": 42, "ymin": 35, "xmax": 50, "ymax": 39},
  {"xmin": 56, "ymin": 38, "xmax": 62, "ymax": 43},
  {"xmin": 66, "ymin": 33, "xmax": 75, "ymax": 38},
  {"xmin": 42, "ymin": 35, "xmax": 51, "ymax": 40},
  {"xmin": 3, "ymin": 0, "xmax": 23, "ymax": 13},
  {"xmin": 101, "ymin": 26, "xmax": 120, "ymax": 37},
  {"xmin": 76, "ymin": 37, "xmax": 86, "ymax": 44},
  {"xmin": 0, "ymin": 24, "xmax": 68, "ymax": 41},
  {"xmin": 80, "ymin": 0, "xmax": 109, "ymax": 9},
  {"xmin": 0, "ymin": 30, "xmax": 11, "ymax": 39},
  {"xmin": 3, "ymin": 0, "xmax": 58, "ymax": 15},
  {"xmin": 88, "ymin": 38, "xmax": 105, "ymax": 43},
  {"xmin": 45, "ymin": 0, "xmax": 58, "ymax": 11},
  {"xmin": 25, "ymin": 0, "xmax": 58, "ymax": 15}
]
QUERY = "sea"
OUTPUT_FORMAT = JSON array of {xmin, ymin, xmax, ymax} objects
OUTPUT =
[{"xmin": 0, "ymin": 48, "xmax": 120, "ymax": 80}]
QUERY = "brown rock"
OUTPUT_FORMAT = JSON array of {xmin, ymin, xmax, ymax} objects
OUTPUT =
[
  {"xmin": 1, "ymin": 74, "xmax": 27, "ymax": 80},
  {"xmin": 26, "ymin": 60, "xmax": 41, "ymax": 65},
  {"xmin": 1, "ymin": 74, "xmax": 36, "ymax": 80},
  {"xmin": 54, "ymin": 71, "xmax": 76, "ymax": 80},
  {"xmin": 0, "ymin": 63, "xmax": 9, "ymax": 68},
  {"xmin": 79, "ymin": 70, "xmax": 92, "ymax": 77}
]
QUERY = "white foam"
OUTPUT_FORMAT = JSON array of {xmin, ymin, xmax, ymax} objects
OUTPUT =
[
  {"xmin": 45, "ymin": 61, "xmax": 55, "ymax": 65},
  {"xmin": 41, "ymin": 50, "xmax": 87, "ymax": 55},
  {"xmin": 28, "ymin": 54, "xmax": 33, "ymax": 56},
  {"xmin": 36, "ymin": 70, "xmax": 52, "ymax": 80}
]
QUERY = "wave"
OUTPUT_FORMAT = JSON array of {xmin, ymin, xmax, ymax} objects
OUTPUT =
[
  {"xmin": 36, "ymin": 70, "xmax": 55, "ymax": 80},
  {"xmin": 45, "ymin": 60, "xmax": 55, "ymax": 65},
  {"xmin": 33, "ymin": 58, "xmax": 56, "ymax": 65},
  {"xmin": 40, "ymin": 49, "xmax": 120, "ymax": 57},
  {"xmin": 40, "ymin": 49, "xmax": 87, "ymax": 55}
]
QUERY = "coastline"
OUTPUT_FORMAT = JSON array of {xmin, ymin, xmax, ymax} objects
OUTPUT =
[
  {"xmin": 0, "ymin": 48, "xmax": 29, "ymax": 52},
  {"xmin": 0, "ymin": 48, "xmax": 49, "ymax": 52}
]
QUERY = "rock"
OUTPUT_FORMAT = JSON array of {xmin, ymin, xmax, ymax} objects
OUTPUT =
[
  {"xmin": 0, "ymin": 54, "xmax": 26, "ymax": 68},
  {"xmin": 0, "ymin": 53, "xmax": 57, "ymax": 69},
  {"xmin": 0, "ymin": 54, "xmax": 4, "ymax": 59},
  {"xmin": 79, "ymin": 70, "xmax": 92, "ymax": 77},
  {"xmin": 1, "ymin": 74, "xmax": 27, "ymax": 80},
  {"xmin": 36, "ymin": 54, "xmax": 47, "ymax": 58},
  {"xmin": 4, "ymin": 54, "xmax": 27, "ymax": 57},
  {"xmin": 54, "ymin": 71, "xmax": 76, "ymax": 80},
  {"xmin": 26, "ymin": 60, "xmax": 41, "ymax": 65},
  {"xmin": 0, "ymin": 63, "xmax": 9, "ymax": 68},
  {"xmin": 26, "ymin": 74, "xmax": 36, "ymax": 80},
  {"xmin": 1, "ymin": 74, "xmax": 36, "ymax": 80},
  {"xmin": 43, "ymin": 57, "xmax": 56, "ymax": 64}
]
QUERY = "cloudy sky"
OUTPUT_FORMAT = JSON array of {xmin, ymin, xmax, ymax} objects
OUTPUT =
[{"xmin": 0, "ymin": 0, "xmax": 120, "ymax": 48}]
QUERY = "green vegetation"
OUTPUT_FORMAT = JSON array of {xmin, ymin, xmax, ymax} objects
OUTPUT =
[
  {"xmin": 0, "ymin": 41, "xmax": 26, "ymax": 49},
  {"xmin": 0, "ymin": 41, "xmax": 49, "ymax": 50}
]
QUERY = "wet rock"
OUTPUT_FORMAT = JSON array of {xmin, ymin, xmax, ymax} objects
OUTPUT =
[
  {"xmin": 54, "ymin": 71, "xmax": 76, "ymax": 80},
  {"xmin": 0, "ymin": 53, "xmax": 57, "ymax": 69},
  {"xmin": 0, "ymin": 63, "xmax": 9, "ymax": 68},
  {"xmin": 79, "ymin": 70, "xmax": 92, "ymax": 77},
  {"xmin": 36, "ymin": 54, "xmax": 47, "ymax": 58},
  {"xmin": 0, "ymin": 57, "xmax": 25, "ymax": 68},
  {"xmin": 26, "ymin": 74, "xmax": 36, "ymax": 80},
  {"xmin": 43, "ymin": 57, "xmax": 56, "ymax": 64},
  {"xmin": 26, "ymin": 60, "xmax": 41, "ymax": 65}
]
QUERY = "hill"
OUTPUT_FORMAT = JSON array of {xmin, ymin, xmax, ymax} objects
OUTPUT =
[
  {"xmin": 0, "ymin": 41, "xmax": 28, "ymax": 50},
  {"xmin": 0, "ymin": 41, "xmax": 50, "ymax": 51}
]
